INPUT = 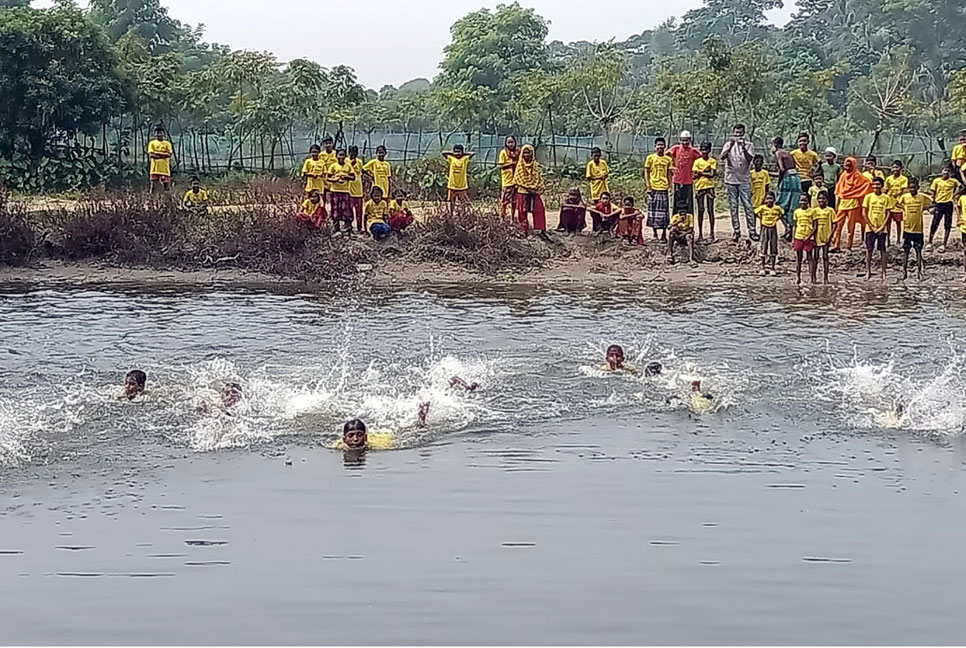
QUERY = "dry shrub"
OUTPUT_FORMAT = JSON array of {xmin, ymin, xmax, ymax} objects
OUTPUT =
[
  {"xmin": 210, "ymin": 175, "xmax": 302, "ymax": 206},
  {"xmin": 407, "ymin": 202, "xmax": 538, "ymax": 274},
  {"xmin": 0, "ymin": 186, "xmax": 36, "ymax": 266},
  {"xmin": 57, "ymin": 193, "xmax": 181, "ymax": 262}
]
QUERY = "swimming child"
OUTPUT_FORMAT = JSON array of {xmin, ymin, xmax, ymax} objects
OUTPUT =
[
  {"xmin": 689, "ymin": 380, "xmax": 714, "ymax": 414},
  {"xmin": 334, "ymin": 418, "xmax": 396, "ymax": 451},
  {"xmin": 122, "ymin": 370, "xmax": 146, "ymax": 400},
  {"xmin": 450, "ymin": 376, "xmax": 480, "ymax": 392},
  {"xmin": 604, "ymin": 345, "xmax": 636, "ymax": 373},
  {"xmin": 644, "ymin": 362, "xmax": 663, "ymax": 377},
  {"xmin": 221, "ymin": 382, "xmax": 243, "ymax": 408}
]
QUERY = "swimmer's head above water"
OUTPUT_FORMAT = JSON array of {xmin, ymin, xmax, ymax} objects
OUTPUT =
[
  {"xmin": 124, "ymin": 370, "xmax": 146, "ymax": 400},
  {"xmin": 644, "ymin": 362, "xmax": 663, "ymax": 377},
  {"xmin": 606, "ymin": 345, "xmax": 625, "ymax": 370},
  {"xmin": 221, "ymin": 382, "xmax": 242, "ymax": 408},
  {"xmin": 343, "ymin": 418, "xmax": 368, "ymax": 450}
]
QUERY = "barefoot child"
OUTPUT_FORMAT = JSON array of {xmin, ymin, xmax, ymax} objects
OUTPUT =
[
  {"xmin": 148, "ymin": 125, "xmax": 173, "ymax": 193},
  {"xmin": 928, "ymin": 165, "xmax": 961, "ymax": 252},
  {"xmin": 363, "ymin": 145, "xmax": 392, "ymax": 197},
  {"xmin": 558, "ymin": 188, "xmax": 587, "ymax": 236},
  {"xmin": 812, "ymin": 190, "xmax": 835, "ymax": 283},
  {"xmin": 863, "ymin": 176, "xmax": 894, "ymax": 280},
  {"xmin": 443, "ymin": 144, "xmax": 474, "ymax": 216},
  {"xmin": 808, "ymin": 173, "xmax": 825, "ymax": 208},
  {"xmin": 498, "ymin": 136, "xmax": 519, "ymax": 218},
  {"xmin": 320, "ymin": 136, "xmax": 337, "ymax": 206},
  {"xmin": 616, "ymin": 196, "xmax": 643, "ymax": 245},
  {"xmin": 793, "ymin": 193, "xmax": 815, "ymax": 285},
  {"xmin": 327, "ymin": 148, "xmax": 355, "ymax": 235},
  {"xmin": 182, "ymin": 176, "xmax": 210, "ymax": 217},
  {"xmin": 958, "ymin": 190, "xmax": 966, "ymax": 281},
  {"xmin": 347, "ymin": 145, "xmax": 365, "ymax": 233},
  {"xmin": 667, "ymin": 205, "xmax": 695, "ymax": 264},
  {"xmin": 645, "ymin": 137, "xmax": 673, "ymax": 241},
  {"xmin": 755, "ymin": 192, "xmax": 783, "ymax": 276},
  {"xmin": 750, "ymin": 154, "xmax": 771, "ymax": 210},
  {"xmin": 513, "ymin": 144, "xmax": 549, "ymax": 240},
  {"xmin": 898, "ymin": 177, "xmax": 930, "ymax": 281},
  {"xmin": 588, "ymin": 191, "xmax": 617, "ymax": 235},
  {"xmin": 301, "ymin": 144, "xmax": 327, "ymax": 196},
  {"xmin": 364, "ymin": 186, "xmax": 391, "ymax": 240},
  {"xmin": 388, "ymin": 189, "xmax": 414, "ymax": 233},
  {"xmin": 586, "ymin": 147, "xmax": 610, "ymax": 202},
  {"xmin": 296, "ymin": 188, "xmax": 326, "ymax": 228},
  {"xmin": 884, "ymin": 160, "xmax": 909, "ymax": 245},
  {"xmin": 692, "ymin": 141, "xmax": 717, "ymax": 242}
]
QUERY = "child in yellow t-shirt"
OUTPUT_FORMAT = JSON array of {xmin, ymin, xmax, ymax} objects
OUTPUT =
[
  {"xmin": 319, "ymin": 136, "xmax": 337, "ymax": 202},
  {"xmin": 181, "ymin": 175, "xmax": 210, "ymax": 216},
  {"xmin": 585, "ymin": 147, "xmax": 610, "ymax": 201},
  {"xmin": 755, "ymin": 192, "xmax": 784, "ymax": 276},
  {"xmin": 363, "ymin": 145, "xmax": 392, "ymax": 197},
  {"xmin": 958, "ymin": 191, "xmax": 966, "ymax": 281},
  {"xmin": 692, "ymin": 141, "xmax": 717, "ymax": 241},
  {"xmin": 301, "ymin": 144, "xmax": 327, "ymax": 194},
  {"xmin": 884, "ymin": 160, "xmax": 909, "ymax": 245},
  {"xmin": 296, "ymin": 189, "xmax": 326, "ymax": 228},
  {"xmin": 792, "ymin": 194, "xmax": 815, "ymax": 285},
  {"xmin": 347, "ymin": 145, "xmax": 365, "ymax": 233},
  {"xmin": 808, "ymin": 173, "xmax": 826, "ymax": 208},
  {"xmin": 863, "ymin": 177, "xmax": 894, "ymax": 280},
  {"xmin": 388, "ymin": 188, "xmax": 414, "ymax": 233},
  {"xmin": 443, "ymin": 144, "xmax": 474, "ymax": 216},
  {"xmin": 363, "ymin": 186, "xmax": 391, "ymax": 240},
  {"xmin": 750, "ymin": 154, "xmax": 771, "ymax": 210},
  {"xmin": 667, "ymin": 205, "xmax": 695, "ymax": 265},
  {"xmin": 812, "ymin": 189, "xmax": 836, "ymax": 284},
  {"xmin": 147, "ymin": 125, "xmax": 173, "ymax": 193},
  {"xmin": 897, "ymin": 177, "xmax": 930, "ymax": 280}
]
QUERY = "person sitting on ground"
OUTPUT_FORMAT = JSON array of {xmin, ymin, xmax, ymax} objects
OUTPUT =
[
  {"xmin": 667, "ymin": 205, "xmax": 695, "ymax": 265},
  {"xmin": 604, "ymin": 345, "xmax": 636, "ymax": 373},
  {"xmin": 644, "ymin": 362, "xmax": 663, "ymax": 377},
  {"xmin": 364, "ymin": 185, "xmax": 392, "ymax": 240},
  {"xmin": 450, "ymin": 376, "xmax": 479, "ymax": 392},
  {"xmin": 122, "ymin": 370, "xmax": 147, "ymax": 400},
  {"xmin": 388, "ymin": 188, "xmax": 414, "ymax": 233},
  {"xmin": 616, "ymin": 196, "xmax": 643, "ymax": 245},
  {"xmin": 558, "ymin": 187, "xmax": 587, "ymax": 236},
  {"xmin": 182, "ymin": 176, "xmax": 210, "ymax": 217},
  {"xmin": 296, "ymin": 189, "xmax": 327, "ymax": 228},
  {"xmin": 587, "ymin": 191, "xmax": 617, "ymax": 236}
]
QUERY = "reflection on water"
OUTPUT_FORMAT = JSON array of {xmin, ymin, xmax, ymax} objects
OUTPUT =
[{"xmin": 3, "ymin": 281, "xmax": 966, "ymax": 643}]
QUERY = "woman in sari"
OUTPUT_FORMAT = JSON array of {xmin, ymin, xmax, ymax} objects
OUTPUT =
[
  {"xmin": 830, "ymin": 156, "xmax": 872, "ymax": 252},
  {"xmin": 514, "ymin": 144, "xmax": 550, "ymax": 240},
  {"xmin": 773, "ymin": 136, "xmax": 801, "ymax": 241}
]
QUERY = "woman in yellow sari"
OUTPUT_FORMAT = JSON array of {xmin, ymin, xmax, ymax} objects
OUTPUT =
[{"xmin": 513, "ymin": 144, "xmax": 549, "ymax": 239}]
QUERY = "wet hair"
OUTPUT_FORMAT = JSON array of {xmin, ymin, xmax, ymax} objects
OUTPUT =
[
  {"xmin": 599, "ymin": 191, "xmax": 611, "ymax": 199},
  {"xmin": 606, "ymin": 344, "xmax": 624, "ymax": 356},
  {"xmin": 348, "ymin": 145, "xmax": 359, "ymax": 156},
  {"xmin": 322, "ymin": 136, "xmax": 334, "ymax": 144},
  {"xmin": 644, "ymin": 362, "xmax": 663, "ymax": 377},
  {"xmin": 343, "ymin": 419, "xmax": 367, "ymax": 434},
  {"xmin": 773, "ymin": 136, "xmax": 784, "ymax": 148},
  {"xmin": 655, "ymin": 136, "xmax": 666, "ymax": 146},
  {"xmin": 126, "ymin": 370, "xmax": 146, "ymax": 388}
]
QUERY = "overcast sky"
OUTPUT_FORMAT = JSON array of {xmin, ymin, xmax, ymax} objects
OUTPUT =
[{"xmin": 37, "ymin": 0, "xmax": 796, "ymax": 89}]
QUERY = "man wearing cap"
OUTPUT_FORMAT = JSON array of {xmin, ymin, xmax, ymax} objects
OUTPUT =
[
  {"xmin": 668, "ymin": 131, "xmax": 702, "ymax": 216},
  {"xmin": 719, "ymin": 123, "xmax": 758, "ymax": 242},
  {"xmin": 817, "ymin": 147, "xmax": 842, "ymax": 209}
]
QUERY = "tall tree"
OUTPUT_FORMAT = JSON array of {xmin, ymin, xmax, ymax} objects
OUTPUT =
[{"xmin": 678, "ymin": 0, "xmax": 783, "ymax": 49}]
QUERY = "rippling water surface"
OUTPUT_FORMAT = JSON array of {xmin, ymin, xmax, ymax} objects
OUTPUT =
[{"xmin": 3, "ymin": 281, "xmax": 966, "ymax": 644}]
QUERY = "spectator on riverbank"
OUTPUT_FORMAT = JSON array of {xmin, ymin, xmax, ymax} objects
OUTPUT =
[
  {"xmin": 320, "ymin": 136, "xmax": 337, "ymax": 205},
  {"xmin": 693, "ymin": 141, "xmax": 717, "ymax": 242},
  {"xmin": 301, "ymin": 144, "xmax": 327, "ymax": 196},
  {"xmin": 645, "ymin": 136, "xmax": 673, "ymax": 241},
  {"xmin": 444, "ymin": 144, "xmax": 474, "ymax": 216},
  {"xmin": 347, "ymin": 145, "xmax": 365, "ymax": 233},
  {"xmin": 616, "ymin": 196, "xmax": 643, "ymax": 245},
  {"xmin": 928, "ymin": 164, "xmax": 961, "ymax": 252},
  {"xmin": 668, "ymin": 131, "xmax": 701, "ymax": 214},
  {"xmin": 863, "ymin": 176, "xmax": 893, "ymax": 280},
  {"xmin": 513, "ymin": 144, "xmax": 549, "ymax": 240},
  {"xmin": 756, "ymin": 191, "xmax": 783, "ymax": 276},
  {"xmin": 589, "ymin": 191, "xmax": 617, "ymax": 235},
  {"xmin": 558, "ymin": 187, "xmax": 587, "ymax": 236},
  {"xmin": 667, "ymin": 205, "xmax": 695, "ymax": 265},
  {"xmin": 364, "ymin": 185, "xmax": 391, "ymax": 240},
  {"xmin": 327, "ymin": 149, "xmax": 356, "ymax": 235},
  {"xmin": 884, "ymin": 160, "xmax": 909, "ymax": 246},
  {"xmin": 899, "ymin": 177, "xmax": 929, "ymax": 281},
  {"xmin": 830, "ymin": 156, "xmax": 872, "ymax": 252},
  {"xmin": 296, "ymin": 189, "xmax": 326, "ymax": 228},
  {"xmin": 791, "ymin": 133, "xmax": 819, "ymax": 195},
  {"xmin": 817, "ymin": 147, "xmax": 841, "ymax": 209},
  {"xmin": 498, "ymin": 136, "xmax": 519, "ymax": 219},
  {"xmin": 750, "ymin": 154, "xmax": 770, "ymax": 210},
  {"xmin": 773, "ymin": 136, "xmax": 800, "ymax": 240},
  {"xmin": 182, "ymin": 176, "xmax": 210, "ymax": 217},
  {"xmin": 719, "ymin": 123, "xmax": 757, "ymax": 242},
  {"xmin": 388, "ymin": 189, "xmax": 414, "ymax": 233},
  {"xmin": 586, "ymin": 147, "xmax": 610, "ymax": 202},
  {"xmin": 812, "ymin": 189, "xmax": 835, "ymax": 283},
  {"xmin": 148, "ymin": 125, "xmax": 173, "ymax": 193},
  {"xmin": 363, "ymin": 145, "xmax": 392, "ymax": 198}
]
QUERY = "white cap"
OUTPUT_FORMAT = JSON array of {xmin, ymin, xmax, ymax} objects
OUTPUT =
[
  {"xmin": 680, "ymin": 130, "xmax": 692, "ymax": 139},
  {"xmin": 825, "ymin": 146, "xmax": 837, "ymax": 155}
]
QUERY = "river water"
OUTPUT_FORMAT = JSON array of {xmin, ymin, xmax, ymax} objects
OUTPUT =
[{"xmin": 3, "ymin": 280, "xmax": 966, "ymax": 644}]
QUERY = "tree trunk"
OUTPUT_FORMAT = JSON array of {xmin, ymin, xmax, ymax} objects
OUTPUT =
[{"xmin": 547, "ymin": 105, "xmax": 557, "ymax": 167}]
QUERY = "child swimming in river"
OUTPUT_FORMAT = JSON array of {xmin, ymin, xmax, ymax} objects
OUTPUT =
[
  {"xmin": 196, "ymin": 382, "xmax": 244, "ymax": 414},
  {"xmin": 122, "ymin": 370, "xmax": 146, "ymax": 400},
  {"xmin": 689, "ymin": 380, "xmax": 714, "ymax": 414},
  {"xmin": 604, "ymin": 345, "xmax": 637, "ymax": 373}
]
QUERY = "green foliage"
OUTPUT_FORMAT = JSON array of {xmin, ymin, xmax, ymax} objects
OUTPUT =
[
  {"xmin": 0, "ymin": 147, "xmax": 138, "ymax": 193},
  {"xmin": 0, "ymin": 5, "xmax": 126, "ymax": 156}
]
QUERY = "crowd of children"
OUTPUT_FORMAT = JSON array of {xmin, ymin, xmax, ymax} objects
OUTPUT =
[{"xmin": 146, "ymin": 124, "xmax": 966, "ymax": 281}]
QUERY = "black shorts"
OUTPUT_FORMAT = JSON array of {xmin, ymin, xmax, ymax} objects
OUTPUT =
[
  {"xmin": 865, "ymin": 231, "xmax": 887, "ymax": 252},
  {"xmin": 936, "ymin": 202, "xmax": 954, "ymax": 229},
  {"xmin": 902, "ymin": 232, "xmax": 923, "ymax": 252}
]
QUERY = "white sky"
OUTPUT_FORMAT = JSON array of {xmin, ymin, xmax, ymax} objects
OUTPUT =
[{"xmin": 38, "ymin": 0, "xmax": 796, "ymax": 89}]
